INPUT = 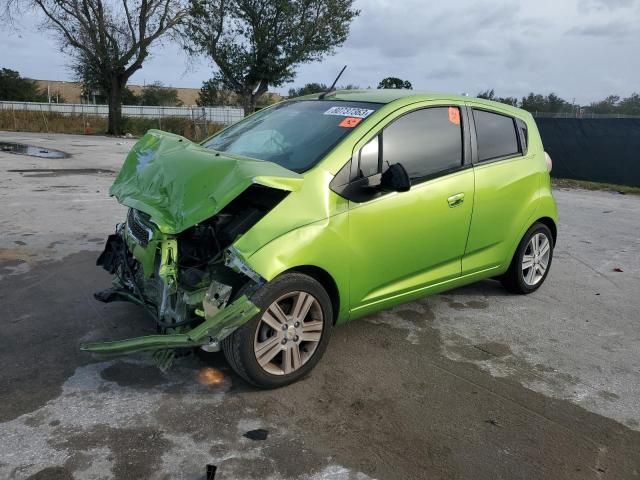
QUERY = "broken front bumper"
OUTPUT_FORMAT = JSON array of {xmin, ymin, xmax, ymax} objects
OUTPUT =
[
  {"xmin": 81, "ymin": 224, "xmax": 262, "ymax": 356},
  {"xmin": 80, "ymin": 294, "xmax": 259, "ymax": 354}
]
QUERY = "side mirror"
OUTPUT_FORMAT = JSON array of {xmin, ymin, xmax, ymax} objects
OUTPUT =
[{"xmin": 381, "ymin": 163, "xmax": 410, "ymax": 192}]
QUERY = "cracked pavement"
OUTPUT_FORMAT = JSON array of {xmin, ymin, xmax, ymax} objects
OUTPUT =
[{"xmin": 1, "ymin": 131, "xmax": 639, "ymax": 479}]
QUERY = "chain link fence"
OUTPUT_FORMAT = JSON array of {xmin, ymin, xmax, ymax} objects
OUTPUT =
[{"xmin": 532, "ymin": 112, "xmax": 640, "ymax": 119}]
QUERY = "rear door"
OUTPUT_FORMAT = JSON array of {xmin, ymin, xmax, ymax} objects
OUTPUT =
[
  {"xmin": 462, "ymin": 106, "xmax": 538, "ymax": 274},
  {"xmin": 346, "ymin": 104, "xmax": 475, "ymax": 314}
]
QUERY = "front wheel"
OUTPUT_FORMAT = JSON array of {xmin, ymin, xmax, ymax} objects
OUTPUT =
[
  {"xmin": 222, "ymin": 272, "xmax": 333, "ymax": 388},
  {"xmin": 501, "ymin": 222, "xmax": 554, "ymax": 294}
]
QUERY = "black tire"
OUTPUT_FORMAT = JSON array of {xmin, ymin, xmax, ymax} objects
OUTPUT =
[
  {"xmin": 222, "ymin": 272, "xmax": 333, "ymax": 389},
  {"xmin": 501, "ymin": 222, "xmax": 554, "ymax": 294}
]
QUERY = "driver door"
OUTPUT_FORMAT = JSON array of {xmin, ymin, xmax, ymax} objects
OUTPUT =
[{"xmin": 345, "ymin": 105, "xmax": 475, "ymax": 316}]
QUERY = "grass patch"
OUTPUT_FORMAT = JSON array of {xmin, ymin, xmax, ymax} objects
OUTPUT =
[
  {"xmin": 0, "ymin": 110, "xmax": 224, "ymax": 141},
  {"xmin": 0, "ymin": 109, "xmax": 107, "ymax": 135},
  {"xmin": 121, "ymin": 116, "xmax": 224, "ymax": 139},
  {"xmin": 553, "ymin": 178, "xmax": 640, "ymax": 195}
]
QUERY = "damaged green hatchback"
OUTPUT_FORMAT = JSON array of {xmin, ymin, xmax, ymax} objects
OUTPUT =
[{"xmin": 85, "ymin": 90, "xmax": 558, "ymax": 388}]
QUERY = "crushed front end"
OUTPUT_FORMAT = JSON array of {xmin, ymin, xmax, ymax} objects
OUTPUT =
[
  {"xmin": 83, "ymin": 208, "xmax": 262, "ymax": 359},
  {"xmin": 81, "ymin": 130, "xmax": 303, "ymax": 365}
]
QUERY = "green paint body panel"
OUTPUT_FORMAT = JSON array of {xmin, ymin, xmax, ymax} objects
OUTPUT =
[
  {"xmin": 110, "ymin": 129, "xmax": 303, "ymax": 234},
  {"xmin": 232, "ymin": 92, "xmax": 557, "ymax": 325},
  {"xmin": 98, "ymin": 90, "xmax": 557, "ymax": 347}
]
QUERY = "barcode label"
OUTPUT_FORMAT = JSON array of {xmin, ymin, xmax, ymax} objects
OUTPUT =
[{"xmin": 323, "ymin": 106, "xmax": 375, "ymax": 118}]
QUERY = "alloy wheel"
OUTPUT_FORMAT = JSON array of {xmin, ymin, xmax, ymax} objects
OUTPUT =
[
  {"xmin": 253, "ymin": 291, "xmax": 324, "ymax": 375},
  {"xmin": 522, "ymin": 232, "xmax": 551, "ymax": 286}
]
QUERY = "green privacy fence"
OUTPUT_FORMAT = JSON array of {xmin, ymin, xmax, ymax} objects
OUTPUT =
[{"xmin": 535, "ymin": 118, "xmax": 640, "ymax": 187}]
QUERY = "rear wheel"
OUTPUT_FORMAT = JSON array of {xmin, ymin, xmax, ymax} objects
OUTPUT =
[
  {"xmin": 222, "ymin": 272, "xmax": 333, "ymax": 388},
  {"xmin": 501, "ymin": 222, "xmax": 554, "ymax": 294}
]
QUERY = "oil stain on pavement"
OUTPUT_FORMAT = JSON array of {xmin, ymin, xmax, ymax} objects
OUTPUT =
[{"xmin": 2, "ymin": 251, "xmax": 640, "ymax": 479}]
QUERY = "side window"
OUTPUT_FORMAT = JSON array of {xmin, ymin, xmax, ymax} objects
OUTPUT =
[
  {"xmin": 382, "ymin": 107, "xmax": 463, "ymax": 181},
  {"xmin": 358, "ymin": 136, "xmax": 380, "ymax": 177},
  {"xmin": 517, "ymin": 118, "xmax": 528, "ymax": 154},
  {"xmin": 473, "ymin": 109, "xmax": 520, "ymax": 162}
]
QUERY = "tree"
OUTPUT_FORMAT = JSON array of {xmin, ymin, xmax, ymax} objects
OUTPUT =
[
  {"xmin": 588, "ymin": 95, "xmax": 620, "ymax": 114},
  {"xmin": 0, "ymin": 67, "xmax": 47, "ymax": 101},
  {"xmin": 138, "ymin": 81, "xmax": 182, "ymax": 106},
  {"xmin": 78, "ymin": 65, "xmax": 139, "ymax": 104},
  {"xmin": 256, "ymin": 92, "xmax": 282, "ymax": 108},
  {"xmin": 519, "ymin": 93, "xmax": 545, "ymax": 112},
  {"xmin": 121, "ymin": 87, "xmax": 139, "ymax": 105},
  {"xmin": 184, "ymin": 0, "xmax": 359, "ymax": 113},
  {"xmin": 520, "ymin": 92, "xmax": 573, "ymax": 114},
  {"xmin": 196, "ymin": 78, "xmax": 238, "ymax": 106},
  {"xmin": 546, "ymin": 93, "xmax": 573, "ymax": 113},
  {"xmin": 619, "ymin": 93, "xmax": 640, "ymax": 115},
  {"xmin": 583, "ymin": 93, "xmax": 640, "ymax": 116},
  {"xmin": 197, "ymin": 78, "xmax": 223, "ymax": 106},
  {"xmin": 287, "ymin": 82, "xmax": 360, "ymax": 98},
  {"xmin": 477, "ymin": 88, "xmax": 495, "ymax": 100},
  {"xmin": 477, "ymin": 89, "xmax": 518, "ymax": 107},
  {"xmin": 288, "ymin": 83, "xmax": 328, "ymax": 97},
  {"xmin": 377, "ymin": 77, "xmax": 412, "ymax": 89},
  {"xmin": 5, "ymin": 0, "xmax": 188, "ymax": 134}
]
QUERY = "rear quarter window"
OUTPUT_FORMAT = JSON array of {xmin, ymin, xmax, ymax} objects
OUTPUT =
[
  {"xmin": 473, "ymin": 109, "xmax": 520, "ymax": 162},
  {"xmin": 517, "ymin": 118, "xmax": 529, "ymax": 154}
]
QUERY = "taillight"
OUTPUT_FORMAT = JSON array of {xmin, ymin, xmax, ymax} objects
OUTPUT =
[{"xmin": 544, "ymin": 152, "xmax": 553, "ymax": 172}]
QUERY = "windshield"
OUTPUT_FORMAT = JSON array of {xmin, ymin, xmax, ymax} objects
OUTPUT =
[{"xmin": 202, "ymin": 100, "xmax": 381, "ymax": 172}]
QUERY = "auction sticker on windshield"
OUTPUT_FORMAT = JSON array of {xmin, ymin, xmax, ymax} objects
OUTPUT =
[
  {"xmin": 323, "ymin": 106, "xmax": 375, "ymax": 118},
  {"xmin": 338, "ymin": 117, "xmax": 363, "ymax": 128}
]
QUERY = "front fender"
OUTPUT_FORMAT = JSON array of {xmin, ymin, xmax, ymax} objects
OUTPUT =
[{"xmin": 238, "ymin": 213, "xmax": 351, "ymax": 323}]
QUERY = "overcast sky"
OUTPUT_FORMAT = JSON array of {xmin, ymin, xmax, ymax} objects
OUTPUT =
[{"xmin": 2, "ymin": 0, "xmax": 639, "ymax": 104}]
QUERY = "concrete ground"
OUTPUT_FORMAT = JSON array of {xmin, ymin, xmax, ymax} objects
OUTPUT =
[{"xmin": 1, "ymin": 131, "xmax": 639, "ymax": 480}]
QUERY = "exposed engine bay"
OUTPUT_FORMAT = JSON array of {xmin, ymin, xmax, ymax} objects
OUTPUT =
[
  {"xmin": 85, "ymin": 185, "xmax": 289, "ymax": 361},
  {"xmin": 177, "ymin": 185, "xmax": 287, "ymax": 291}
]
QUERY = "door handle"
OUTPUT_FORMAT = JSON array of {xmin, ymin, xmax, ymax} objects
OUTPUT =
[{"xmin": 447, "ymin": 193, "xmax": 465, "ymax": 208}]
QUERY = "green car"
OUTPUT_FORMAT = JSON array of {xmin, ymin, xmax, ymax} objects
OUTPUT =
[{"xmin": 86, "ymin": 90, "xmax": 558, "ymax": 388}]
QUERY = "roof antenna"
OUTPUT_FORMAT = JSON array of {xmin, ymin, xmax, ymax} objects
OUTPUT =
[{"xmin": 319, "ymin": 65, "xmax": 347, "ymax": 100}]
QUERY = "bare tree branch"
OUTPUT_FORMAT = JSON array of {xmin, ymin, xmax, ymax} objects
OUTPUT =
[{"xmin": 6, "ymin": 0, "xmax": 188, "ymax": 134}]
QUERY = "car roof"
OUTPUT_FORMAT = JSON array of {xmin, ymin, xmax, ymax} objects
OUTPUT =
[{"xmin": 294, "ymin": 89, "xmax": 530, "ymax": 118}]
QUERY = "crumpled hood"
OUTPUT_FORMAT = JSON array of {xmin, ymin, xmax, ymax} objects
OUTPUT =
[{"xmin": 110, "ymin": 130, "xmax": 303, "ymax": 234}]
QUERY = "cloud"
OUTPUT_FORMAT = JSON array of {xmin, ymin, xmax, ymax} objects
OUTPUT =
[
  {"xmin": 460, "ymin": 2, "xmax": 522, "ymax": 30},
  {"xmin": 578, "ymin": 0, "xmax": 639, "ymax": 11},
  {"xmin": 567, "ymin": 20, "xmax": 637, "ymax": 37},
  {"xmin": 300, "ymin": 0, "xmax": 640, "ymax": 103},
  {"xmin": 458, "ymin": 43, "xmax": 497, "ymax": 58},
  {"xmin": 425, "ymin": 66, "xmax": 464, "ymax": 80},
  {"xmin": 1, "ymin": 0, "xmax": 639, "ymax": 104},
  {"xmin": 345, "ymin": 0, "xmax": 521, "ymax": 60}
]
